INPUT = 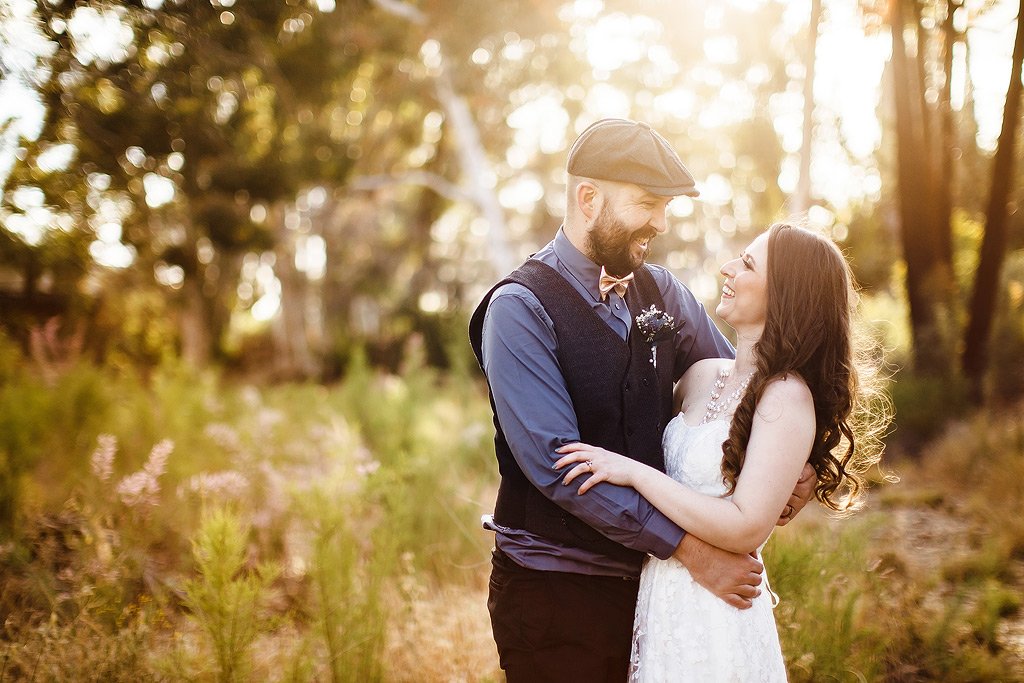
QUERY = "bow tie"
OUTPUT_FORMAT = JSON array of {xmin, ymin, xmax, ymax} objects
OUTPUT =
[{"xmin": 598, "ymin": 267, "xmax": 634, "ymax": 300}]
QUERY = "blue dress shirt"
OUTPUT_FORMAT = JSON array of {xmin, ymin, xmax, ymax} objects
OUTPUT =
[{"xmin": 480, "ymin": 229, "xmax": 735, "ymax": 576}]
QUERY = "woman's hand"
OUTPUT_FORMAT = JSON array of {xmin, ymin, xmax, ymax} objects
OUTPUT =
[{"xmin": 554, "ymin": 443, "xmax": 639, "ymax": 494}]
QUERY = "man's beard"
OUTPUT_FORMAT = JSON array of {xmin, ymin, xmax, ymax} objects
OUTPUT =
[{"xmin": 586, "ymin": 203, "xmax": 656, "ymax": 277}]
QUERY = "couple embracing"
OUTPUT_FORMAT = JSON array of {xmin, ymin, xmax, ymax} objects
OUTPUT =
[{"xmin": 469, "ymin": 118, "xmax": 885, "ymax": 682}]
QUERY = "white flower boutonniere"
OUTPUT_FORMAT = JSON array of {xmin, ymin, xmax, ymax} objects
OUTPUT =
[{"xmin": 635, "ymin": 305, "xmax": 684, "ymax": 369}]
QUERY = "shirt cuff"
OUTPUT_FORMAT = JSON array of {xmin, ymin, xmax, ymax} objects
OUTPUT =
[{"xmin": 636, "ymin": 512, "xmax": 686, "ymax": 560}]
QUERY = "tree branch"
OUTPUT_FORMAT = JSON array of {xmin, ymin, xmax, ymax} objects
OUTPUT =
[
  {"xmin": 349, "ymin": 171, "xmax": 475, "ymax": 204},
  {"xmin": 370, "ymin": 0, "xmax": 426, "ymax": 25}
]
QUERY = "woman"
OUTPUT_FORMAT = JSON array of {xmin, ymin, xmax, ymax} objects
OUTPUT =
[{"xmin": 555, "ymin": 223, "xmax": 889, "ymax": 681}]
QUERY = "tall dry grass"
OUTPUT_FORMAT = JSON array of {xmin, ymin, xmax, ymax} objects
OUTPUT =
[
  {"xmin": 0, "ymin": 328, "xmax": 1021, "ymax": 680},
  {"xmin": 0, "ymin": 338, "xmax": 498, "ymax": 680}
]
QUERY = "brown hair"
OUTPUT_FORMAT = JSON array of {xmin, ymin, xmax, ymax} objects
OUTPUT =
[{"xmin": 721, "ymin": 223, "xmax": 891, "ymax": 512}]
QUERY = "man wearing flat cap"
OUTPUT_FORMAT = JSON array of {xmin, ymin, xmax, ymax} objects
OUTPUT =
[{"xmin": 469, "ymin": 119, "xmax": 811, "ymax": 681}]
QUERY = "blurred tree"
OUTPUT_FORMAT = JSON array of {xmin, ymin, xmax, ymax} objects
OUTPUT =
[
  {"xmin": 962, "ymin": 0, "xmax": 1024, "ymax": 400},
  {"xmin": 884, "ymin": 0, "xmax": 959, "ymax": 375},
  {"xmin": 4, "ymin": 0, "xmax": 1020, "ymax": 396},
  {"xmin": 794, "ymin": 0, "xmax": 823, "ymax": 215},
  {"xmin": 4, "ymin": 0, "xmax": 397, "ymax": 373}
]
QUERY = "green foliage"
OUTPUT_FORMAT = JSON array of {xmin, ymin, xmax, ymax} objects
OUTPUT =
[
  {"xmin": 769, "ymin": 506, "xmax": 1024, "ymax": 681},
  {"xmin": 0, "ymin": 361, "xmax": 115, "ymax": 537},
  {"xmin": 0, "ymin": 330, "xmax": 23, "ymax": 384},
  {"xmin": 180, "ymin": 507, "xmax": 278, "ymax": 683},
  {"xmin": 333, "ymin": 351, "xmax": 494, "ymax": 576},
  {"xmin": 988, "ymin": 251, "xmax": 1024, "ymax": 399},
  {"xmin": 0, "ymin": 358, "xmax": 497, "ymax": 678},
  {"xmin": 298, "ymin": 480, "xmax": 389, "ymax": 682},
  {"xmin": 888, "ymin": 372, "xmax": 971, "ymax": 444},
  {"xmin": 97, "ymin": 287, "xmax": 180, "ymax": 371},
  {"xmin": 0, "ymin": 370, "xmax": 47, "ymax": 537},
  {"xmin": 6, "ymin": 353, "xmax": 1022, "ymax": 680},
  {"xmin": 768, "ymin": 521, "xmax": 886, "ymax": 682}
]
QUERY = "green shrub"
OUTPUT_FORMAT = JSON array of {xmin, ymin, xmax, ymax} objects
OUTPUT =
[
  {"xmin": 180, "ymin": 507, "xmax": 278, "ymax": 682},
  {"xmin": 889, "ymin": 372, "xmax": 970, "ymax": 444},
  {"xmin": 768, "ymin": 518, "xmax": 887, "ymax": 682}
]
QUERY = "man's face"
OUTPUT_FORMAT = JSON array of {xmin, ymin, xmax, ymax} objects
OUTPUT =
[{"xmin": 586, "ymin": 184, "xmax": 672, "ymax": 276}]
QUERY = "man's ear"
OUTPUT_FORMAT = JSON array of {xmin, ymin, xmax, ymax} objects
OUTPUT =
[{"xmin": 575, "ymin": 180, "xmax": 600, "ymax": 222}]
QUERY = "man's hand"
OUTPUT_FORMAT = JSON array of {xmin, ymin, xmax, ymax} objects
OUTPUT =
[
  {"xmin": 777, "ymin": 462, "xmax": 815, "ymax": 527},
  {"xmin": 673, "ymin": 534, "xmax": 763, "ymax": 609}
]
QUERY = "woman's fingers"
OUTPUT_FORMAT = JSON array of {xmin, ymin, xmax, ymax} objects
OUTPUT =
[
  {"xmin": 562, "ymin": 462, "xmax": 590, "ymax": 486},
  {"xmin": 576, "ymin": 470, "xmax": 603, "ymax": 495},
  {"xmin": 554, "ymin": 444, "xmax": 603, "ymax": 494},
  {"xmin": 553, "ymin": 453, "xmax": 584, "ymax": 470}
]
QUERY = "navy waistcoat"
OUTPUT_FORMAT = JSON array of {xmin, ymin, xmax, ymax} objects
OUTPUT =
[{"xmin": 469, "ymin": 259, "xmax": 677, "ymax": 565}]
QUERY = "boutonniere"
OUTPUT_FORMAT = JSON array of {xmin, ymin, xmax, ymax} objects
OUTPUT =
[{"xmin": 635, "ymin": 305, "xmax": 684, "ymax": 369}]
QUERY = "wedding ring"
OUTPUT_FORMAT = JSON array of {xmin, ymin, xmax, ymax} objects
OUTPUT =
[
  {"xmin": 783, "ymin": 505, "xmax": 793, "ymax": 517},
  {"xmin": 586, "ymin": 460, "xmax": 593, "ymax": 471}
]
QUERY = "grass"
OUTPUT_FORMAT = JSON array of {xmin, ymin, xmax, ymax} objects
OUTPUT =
[
  {"xmin": 0, "ymin": 347, "xmax": 498, "ymax": 680},
  {"xmin": 764, "ymin": 403, "xmax": 1024, "ymax": 682},
  {"xmin": 0, "ymin": 342, "xmax": 1022, "ymax": 680}
]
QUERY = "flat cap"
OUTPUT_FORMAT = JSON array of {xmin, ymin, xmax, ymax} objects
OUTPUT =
[{"xmin": 567, "ymin": 118, "xmax": 699, "ymax": 197}]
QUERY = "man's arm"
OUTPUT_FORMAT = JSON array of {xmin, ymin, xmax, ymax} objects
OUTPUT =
[
  {"xmin": 481, "ymin": 285, "xmax": 683, "ymax": 558},
  {"xmin": 778, "ymin": 462, "xmax": 816, "ymax": 525},
  {"xmin": 674, "ymin": 534, "xmax": 763, "ymax": 609},
  {"xmin": 652, "ymin": 266, "xmax": 735, "ymax": 380}
]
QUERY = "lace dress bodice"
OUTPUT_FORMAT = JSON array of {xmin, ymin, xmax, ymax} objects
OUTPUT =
[{"xmin": 628, "ymin": 415, "xmax": 788, "ymax": 682}]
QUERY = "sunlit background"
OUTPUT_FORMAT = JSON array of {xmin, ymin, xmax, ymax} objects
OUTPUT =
[
  {"xmin": 2, "ymin": 1, "xmax": 1024, "ymax": 679},
  {"xmin": 2, "ymin": 0, "xmax": 1020, "ymax": 373}
]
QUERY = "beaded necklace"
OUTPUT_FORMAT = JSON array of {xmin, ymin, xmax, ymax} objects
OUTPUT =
[{"xmin": 700, "ymin": 366, "xmax": 755, "ymax": 425}]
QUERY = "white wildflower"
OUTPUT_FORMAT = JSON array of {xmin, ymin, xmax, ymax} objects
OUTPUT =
[
  {"xmin": 354, "ymin": 446, "xmax": 380, "ymax": 478},
  {"xmin": 356, "ymin": 459, "xmax": 381, "ymax": 477},
  {"xmin": 187, "ymin": 470, "xmax": 250, "ymax": 499},
  {"xmin": 144, "ymin": 439, "xmax": 173, "ymax": 478},
  {"xmin": 257, "ymin": 407, "xmax": 284, "ymax": 431},
  {"xmin": 89, "ymin": 434, "xmax": 117, "ymax": 482},
  {"xmin": 116, "ymin": 471, "xmax": 159, "ymax": 507},
  {"xmin": 240, "ymin": 385, "xmax": 262, "ymax": 408},
  {"xmin": 204, "ymin": 423, "xmax": 243, "ymax": 453}
]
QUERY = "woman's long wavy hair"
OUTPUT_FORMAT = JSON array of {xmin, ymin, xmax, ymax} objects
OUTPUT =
[{"xmin": 721, "ymin": 223, "xmax": 891, "ymax": 512}]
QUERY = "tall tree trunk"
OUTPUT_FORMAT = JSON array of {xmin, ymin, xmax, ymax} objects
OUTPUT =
[
  {"xmin": 180, "ymin": 275, "xmax": 211, "ymax": 368},
  {"xmin": 912, "ymin": 0, "xmax": 955, "ymax": 285},
  {"xmin": 320, "ymin": 193, "xmax": 378, "ymax": 376},
  {"xmin": 935, "ymin": 0, "xmax": 961, "ymax": 270},
  {"xmin": 179, "ymin": 218, "xmax": 212, "ymax": 368},
  {"xmin": 962, "ymin": 1, "xmax": 1024, "ymax": 400},
  {"xmin": 271, "ymin": 202, "xmax": 319, "ymax": 380},
  {"xmin": 890, "ymin": 0, "xmax": 949, "ymax": 375},
  {"xmin": 794, "ymin": 0, "xmax": 822, "ymax": 215}
]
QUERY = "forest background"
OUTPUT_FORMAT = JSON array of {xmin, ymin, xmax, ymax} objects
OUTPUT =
[{"xmin": 1, "ymin": 0, "xmax": 1024, "ymax": 680}]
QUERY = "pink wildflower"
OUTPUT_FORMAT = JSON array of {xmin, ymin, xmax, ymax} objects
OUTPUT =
[
  {"xmin": 187, "ymin": 470, "xmax": 249, "ymax": 499},
  {"xmin": 116, "ymin": 471, "xmax": 159, "ymax": 507},
  {"xmin": 116, "ymin": 438, "xmax": 172, "ymax": 508},
  {"xmin": 144, "ymin": 439, "xmax": 173, "ymax": 478},
  {"xmin": 203, "ymin": 423, "xmax": 242, "ymax": 453},
  {"xmin": 89, "ymin": 434, "xmax": 117, "ymax": 482}
]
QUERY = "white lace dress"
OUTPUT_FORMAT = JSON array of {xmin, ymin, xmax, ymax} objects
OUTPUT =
[{"xmin": 628, "ymin": 415, "xmax": 788, "ymax": 682}]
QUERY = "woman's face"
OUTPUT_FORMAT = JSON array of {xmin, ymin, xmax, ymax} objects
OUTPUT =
[{"xmin": 716, "ymin": 232, "xmax": 769, "ymax": 333}]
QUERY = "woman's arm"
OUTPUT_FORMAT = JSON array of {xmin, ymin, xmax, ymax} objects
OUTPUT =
[{"xmin": 556, "ymin": 376, "xmax": 815, "ymax": 554}]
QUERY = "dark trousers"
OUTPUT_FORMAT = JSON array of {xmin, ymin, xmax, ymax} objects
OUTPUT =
[{"xmin": 487, "ymin": 548, "xmax": 640, "ymax": 683}]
